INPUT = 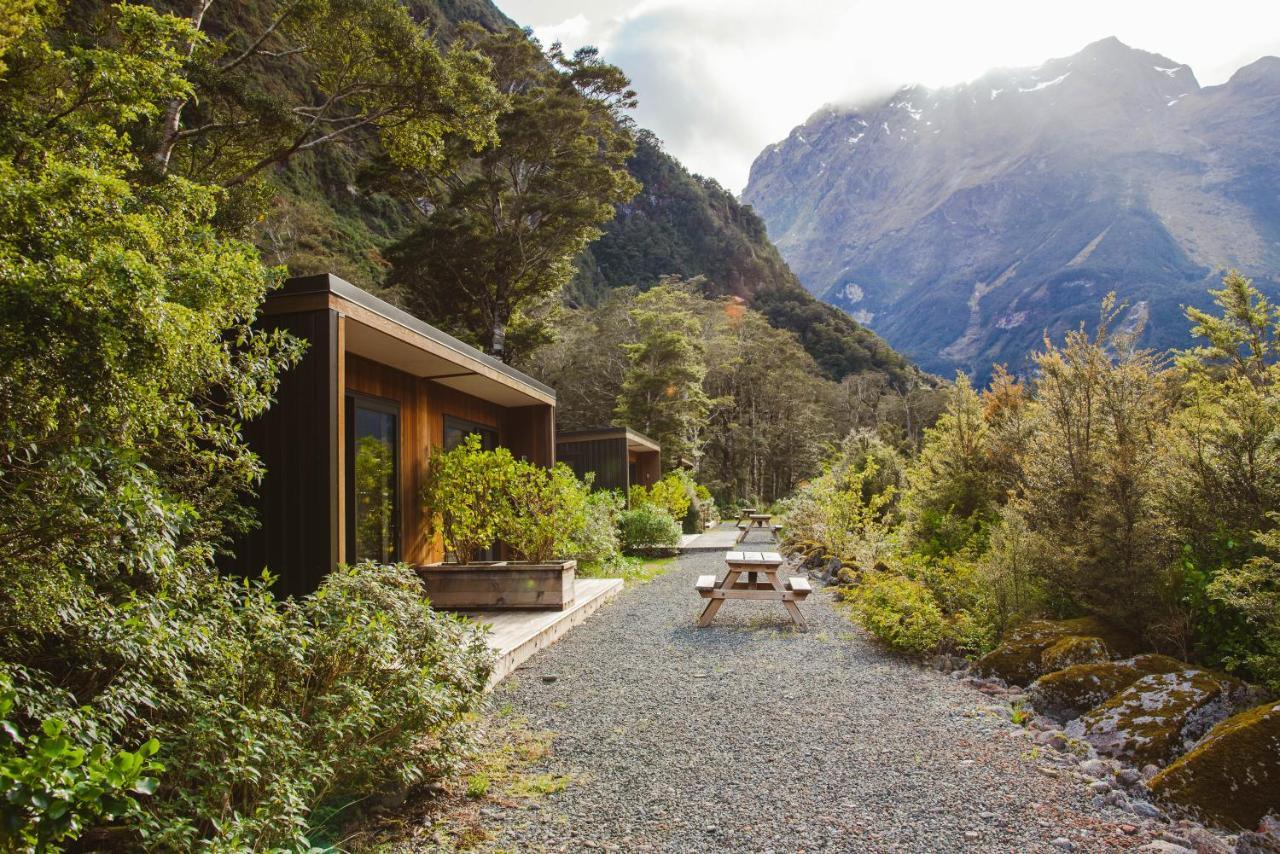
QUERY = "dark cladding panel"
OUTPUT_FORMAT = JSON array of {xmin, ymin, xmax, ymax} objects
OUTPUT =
[
  {"xmin": 556, "ymin": 437, "xmax": 629, "ymax": 493},
  {"xmin": 226, "ymin": 309, "xmax": 337, "ymax": 596}
]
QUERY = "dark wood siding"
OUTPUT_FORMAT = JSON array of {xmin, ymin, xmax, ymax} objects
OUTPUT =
[
  {"xmin": 557, "ymin": 437, "xmax": 629, "ymax": 493},
  {"xmin": 226, "ymin": 308, "xmax": 338, "ymax": 596}
]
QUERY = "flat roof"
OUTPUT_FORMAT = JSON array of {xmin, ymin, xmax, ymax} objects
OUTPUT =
[
  {"xmin": 557, "ymin": 427, "xmax": 660, "ymax": 454},
  {"xmin": 267, "ymin": 274, "xmax": 555, "ymax": 407}
]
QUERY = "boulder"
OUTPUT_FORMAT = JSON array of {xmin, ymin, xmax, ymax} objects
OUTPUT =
[
  {"xmin": 1027, "ymin": 654, "xmax": 1187, "ymax": 723},
  {"xmin": 1149, "ymin": 701, "xmax": 1280, "ymax": 831},
  {"xmin": 1041, "ymin": 635, "xmax": 1110, "ymax": 672},
  {"xmin": 1066, "ymin": 669, "xmax": 1249, "ymax": 767},
  {"xmin": 972, "ymin": 617, "xmax": 1140, "ymax": 686}
]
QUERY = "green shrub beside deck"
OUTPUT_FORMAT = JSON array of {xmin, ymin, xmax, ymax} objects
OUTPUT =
[{"xmin": 618, "ymin": 505, "xmax": 682, "ymax": 555}]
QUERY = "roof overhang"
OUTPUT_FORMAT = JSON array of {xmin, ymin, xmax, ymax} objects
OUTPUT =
[
  {"xmin": 557, "ymin": 427, "xmax": 660, "ymax": 454},
  {"xmin": 266, "ymin": 274, "xmax": 555, "ymax": 408}
]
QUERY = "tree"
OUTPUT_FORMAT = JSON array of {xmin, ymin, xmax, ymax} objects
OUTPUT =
[
  {"xmin": 388, "ymin": 26, "xmax": 640, "ymax": 361},
  {"xmin": 139, "ymin": 0, "xmax": 502, "ymax": 188},
  {"xmin": 701, "ymin": 308, "xmax": 842, "ymax": 501},
  {"xmin": 614, "ymin": 284, "xmax": 712, "ymax": 470},
  {"xmin": 901, "ymin": 373, "xmax": 1000, "ymax": 553},
  {"xmin": 1017, "ymin": 297, "xmax": 1173, "ymax": 635},
  {"xmin": 1161, "ymin": 272, "xmax": 1280, "ymax": 671},
  {"xmin": 519, "ymin": 289, "xmax": 633, "ymax": 429}
]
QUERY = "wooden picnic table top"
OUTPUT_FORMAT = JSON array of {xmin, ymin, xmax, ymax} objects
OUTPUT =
[
  {"xmin": 748, "ymin": 513, "xmax": 772, "ymax": 520},
  {"xmin": 695, "ymin": 550, "xmax": 809, "ymax": 630},
  {"xmin": 724, "ymin": 550, "xmax": 783, "ymax": 565}
]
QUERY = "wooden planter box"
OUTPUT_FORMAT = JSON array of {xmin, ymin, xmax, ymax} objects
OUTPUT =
[{"xmin": 417, "ymin": 560, "xmax": 576, "ymax": 611}]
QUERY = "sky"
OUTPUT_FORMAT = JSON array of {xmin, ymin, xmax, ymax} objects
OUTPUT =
[{"xmin": 496, "ymin": 0, "xmax": 1280, "ymax": 193}]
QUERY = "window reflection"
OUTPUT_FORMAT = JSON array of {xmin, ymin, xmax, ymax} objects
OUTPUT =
[{"xmin": 348, "ymin": 400, "xmax": 398, "ymax": 563}]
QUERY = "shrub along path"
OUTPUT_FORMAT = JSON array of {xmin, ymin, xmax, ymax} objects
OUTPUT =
[{"xmin": 484, "ymin": 534, "xmax": 1178, "ymax": 852}]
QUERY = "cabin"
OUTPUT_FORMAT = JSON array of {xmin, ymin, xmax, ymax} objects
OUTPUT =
[
  {"xmin": 227, "ymin": 273, "xmax": 556, "ymax": 596},
  {"xmin": 556, "ymin": 427, "xmax": 661, "ymax": 498}
]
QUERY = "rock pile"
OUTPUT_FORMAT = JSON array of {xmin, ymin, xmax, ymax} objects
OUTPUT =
[{"xmin": 971, "ymin": 618, "xmax": 1279, "ymax": 844}]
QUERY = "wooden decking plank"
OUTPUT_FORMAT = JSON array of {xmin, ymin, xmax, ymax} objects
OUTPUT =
[{"xmin": 463, "ymin": 578, "xmax": 624, "ymax": 687}]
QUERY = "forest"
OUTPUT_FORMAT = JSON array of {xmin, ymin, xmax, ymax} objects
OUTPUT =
[{"xmin": 785, "ymin": 274, "xmax": 1280, "ymax": 695}]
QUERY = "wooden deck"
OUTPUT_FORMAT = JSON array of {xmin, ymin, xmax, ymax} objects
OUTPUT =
[
  {"xmin": 681, "ymin": 524, "xmax": 762, "ymax": 551},
  {"xmin": 463, "ymin": 578, "xmax": 624, "ymax": 687}
]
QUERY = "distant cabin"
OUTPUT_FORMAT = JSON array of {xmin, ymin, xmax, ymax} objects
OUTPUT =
[
  {"xmin": 556, "ymin": 427, "xmax": 661, "ymax": 500},
  {"xmin": 227, "ymin": 273, "xmax": 556, "ymax": 596}
]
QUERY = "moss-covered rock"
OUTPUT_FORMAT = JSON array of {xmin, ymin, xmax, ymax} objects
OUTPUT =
[
  {"xmin": 1149, "ymin": 701, "xmax": 1280, "ymax": 830},
  {"xmin": 972, "ymin": 617, "xmax": 1139, "ymax": 686},
  {"xmin": 1027, "ymin": 654, "xmax": 1186, "ymax": 723},
  {"xmin": 1066, "ymin": 669, "xmax": 1249, "ymax": 767},
  {"xmin": 1041, "ymin": 635, "xmax": 1109, "ymax": 672}
]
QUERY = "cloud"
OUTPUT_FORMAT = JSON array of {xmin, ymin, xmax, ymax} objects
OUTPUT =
[{"xmin": 499, "ymin": 0, "xmax": 1280, "ymax": 194}]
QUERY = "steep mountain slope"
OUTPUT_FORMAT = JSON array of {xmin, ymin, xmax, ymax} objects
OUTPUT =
[
  {"xmin": 572, "ymin": 131, "xmax": 916, "ymax": 384},
  {"xmin": 152, "ymin": 0, "xmax": 917, "ymax": 383},
  {"xmin": 742, "ymin": 37, "xmax": 1280, "ymax": 378}
]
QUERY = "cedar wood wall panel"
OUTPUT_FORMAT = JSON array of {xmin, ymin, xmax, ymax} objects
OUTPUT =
[
  {"xmin": 634, "ymin": 450, "xmax": 661, "ymax": 487},
  {"xmin": 346, "ymin": 355, "xmax": 555, "ymax": 565},
  {"xmin": 228, "ymin": 308, "xmax": 337, "ymax": 596}
]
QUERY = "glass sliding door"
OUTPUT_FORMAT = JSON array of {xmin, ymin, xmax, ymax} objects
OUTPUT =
[{"xmin": 346, "ymin": 394, "xmax": 400, "ymax": 564}]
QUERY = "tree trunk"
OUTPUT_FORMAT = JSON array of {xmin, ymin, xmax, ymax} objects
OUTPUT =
[
  {"xmin": 489, "ymin": 301, "xmax": 509, "ymax": 361},
  {"xmin": 153, "ymin": 0, "xmax": 214, "ymax": 171}
]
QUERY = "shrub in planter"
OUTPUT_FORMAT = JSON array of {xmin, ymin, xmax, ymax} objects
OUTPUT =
[
  {"xmin": 421, "ymin": 434, "xmax": 516, "ymax": 563},
  {"xmin": 500, "ymin": 463, "xmax": 589, "ymax": 564},
  {"xmin": 618, "ymin": 505, "xmax": 681, "ymax": 554}
]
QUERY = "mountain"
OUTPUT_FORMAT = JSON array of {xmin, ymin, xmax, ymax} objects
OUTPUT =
[
  {"xmin": 571, "ymin": 130, "xmax": 917, "ymax": 384},
  {"xmin": 742, "ymin": 37, "xmax": 1280, "ymax": 378}
]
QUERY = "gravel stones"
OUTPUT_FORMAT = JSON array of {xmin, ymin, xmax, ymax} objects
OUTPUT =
[{"xmin": 478, "ymin": 549, "xmax": 1171, "ymax": 851}]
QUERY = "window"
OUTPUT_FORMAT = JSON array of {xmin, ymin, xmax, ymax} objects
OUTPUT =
[
  {"xmin": 443, "ymin": 415, "xmax": 498, "ymax": 451},
  {"xmin": 346, "ymin": 394, "xmax": 399, "ymax": 564}
]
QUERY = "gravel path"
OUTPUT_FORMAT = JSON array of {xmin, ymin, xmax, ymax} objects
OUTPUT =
[{"xmin": 484, "ymin": 533, "xmax": 1166, "ymax": 852}]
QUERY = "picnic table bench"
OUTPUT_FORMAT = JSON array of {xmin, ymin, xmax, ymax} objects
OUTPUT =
[
  {"xmin": 736, "ymin": 512, "xmax": 773, "ymax": 543},
  {"xmin": 694, "ymin": 550, "xmax": 810, "ymax": 630}
]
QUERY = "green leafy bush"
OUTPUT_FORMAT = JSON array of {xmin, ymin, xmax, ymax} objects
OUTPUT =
[
  {"xmin": 148, "ymin": 563, "xmax": 491, "ymax": 848},
  {"xmin": 501, "ymin": 463, "xmax": 590, "ymax": 563},
  {"xmin": 845, "ymin": 573, "xmax": 947, "ymax": 655},
  {"xmin": 0, "ymin": 681, "xmax": 161, "ymax": 851},
  {"xmin": 618, "ymin": 505, "xmax": 682, "ymax": 554},
  {"xmin": 422, "ymin": 434, "xmax": 518, "ymax": 563},
  {"xmin": 569, "ymin": 490, "xmax": 625, "ymax": 568}
]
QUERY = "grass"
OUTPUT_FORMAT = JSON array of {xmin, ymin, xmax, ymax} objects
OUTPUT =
[
  {"xmin": 339, "ymin": 708, "xmax": 574, "ymax": 851},
  {"xmin": 578, "ymin": 555, "xmax": 676, "ymax": 585}
]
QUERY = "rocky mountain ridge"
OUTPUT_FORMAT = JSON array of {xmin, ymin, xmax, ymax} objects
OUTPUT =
[{"xmin": 743, "ymin": 37, "xmax": 1280, "ymax": 377}]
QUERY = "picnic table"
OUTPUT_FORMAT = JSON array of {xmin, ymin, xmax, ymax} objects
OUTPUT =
[
  {"xmin": 736, "ymin": 511, "xmax": 773, "ymax": 543},
  {"xmin": 735, "ymin": 508, "xmax": 758, "ymax": 524},
  {"xmin": 694, "ymin": 550, "xmax": 810, "ymax": 630}
]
